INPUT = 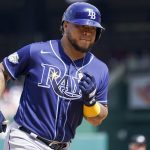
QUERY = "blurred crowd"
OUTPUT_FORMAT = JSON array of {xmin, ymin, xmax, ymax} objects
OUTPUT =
[{"xmin": 109, "ymin": 48, "xmax": 150, "ymax": 72}]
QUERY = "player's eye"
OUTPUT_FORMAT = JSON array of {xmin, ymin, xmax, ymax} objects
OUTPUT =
[{"xmin": 81, "ymin": 25, "xmax": 96, "ymax": 32}]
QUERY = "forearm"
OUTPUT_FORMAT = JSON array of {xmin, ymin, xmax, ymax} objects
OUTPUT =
[
  {"xmin": 0, "ymin": 69, "xmax": 6, "ymax": 97},
  {"xmin": 0, "ymin": 63, "xmax": 10, "ymax": 132},
  {"xmin": 79, "ymin": 73, "xmax": 108, "ymax": 126},
  {"xmin": 0, "ymin": 63, "xmax": 10, "ymax": 97},
  {"xmin": 84, "ymin": 103, "xmax": 108, "ymax": 126}
]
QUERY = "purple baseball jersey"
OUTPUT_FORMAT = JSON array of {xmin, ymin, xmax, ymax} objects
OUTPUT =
[{"xmin": 3, "ymin": 40, "xmax": 109, "ymax": 142}]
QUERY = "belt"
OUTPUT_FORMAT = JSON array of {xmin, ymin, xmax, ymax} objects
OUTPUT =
[{"xmin": 19, "ymin": 126, "xmax": 67, "ymax": 150}]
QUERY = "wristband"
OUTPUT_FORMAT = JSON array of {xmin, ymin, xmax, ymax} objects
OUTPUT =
[{"xmin": 83, "ymin": 102, "xmax": 101, "ymax": 118}]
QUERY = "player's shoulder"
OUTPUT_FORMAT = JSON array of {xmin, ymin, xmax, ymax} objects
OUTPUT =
[
  {"xmin": 29, "ymin": 39, "xmax": 59, "ymax": 53},
  {"xmin": 30, "ymin": 40, "xmax": 51, "ymax": 52},
  {"xmin": 90, "ymin": 53, "xmax": 108, "ymax": 72}
]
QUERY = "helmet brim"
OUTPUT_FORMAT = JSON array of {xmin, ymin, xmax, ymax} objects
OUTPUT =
[{"xmin": 69, "ymin": 19, "xmax": 105, "ymax": 30}]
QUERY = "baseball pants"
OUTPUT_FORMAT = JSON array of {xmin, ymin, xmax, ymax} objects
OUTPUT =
[{"xmin": 3, "ymin": 121, "xmax": 70, "ymax": 150}]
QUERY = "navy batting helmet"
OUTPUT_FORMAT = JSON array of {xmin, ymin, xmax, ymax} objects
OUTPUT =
[
  {"xmin": 61, "ymin": 2, "xmax": 105, "ymax": 41},
  {"xmin": 130, "ymin": 135, "xmax": 146, "ymax": 145}
]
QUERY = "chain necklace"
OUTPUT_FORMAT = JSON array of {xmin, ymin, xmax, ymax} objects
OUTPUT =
[{"xmin": 70, "ymin": 57, "xmax": 85, "ymax": 80}]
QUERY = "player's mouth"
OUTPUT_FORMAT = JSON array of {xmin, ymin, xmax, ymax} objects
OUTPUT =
[{"xmin": 80, "ymin": 38, "xmax": 92, "ymax": 42}]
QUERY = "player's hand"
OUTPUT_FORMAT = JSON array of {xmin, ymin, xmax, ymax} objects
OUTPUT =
[
  {"xmin": 79, "ymin": 73, "xmax": 96, "ymax": 106},
  {"xmin": 0, "ymin": 111, "xmax": 7, "ymax": 133}
]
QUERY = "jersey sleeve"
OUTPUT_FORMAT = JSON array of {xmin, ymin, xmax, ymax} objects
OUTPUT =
[
  {"xmin": 2, "ymin": 44, "xmax": 31, "ymax": 79},
  {"xmin": 96, "ymin": 69, "xmax": 109, "ymax": 105}
]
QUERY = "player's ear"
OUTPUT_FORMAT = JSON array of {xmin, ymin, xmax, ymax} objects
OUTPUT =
[{"xmin": 63, "ymin": 21, "xmax": 68, "ymax": 32}]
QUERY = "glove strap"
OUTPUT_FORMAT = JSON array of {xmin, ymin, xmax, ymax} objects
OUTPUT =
[
  {"xmin": 83, "ymin": 102, "xmax": 101, "ymax": 118},
  {"xmin": 84, "ymin": 97, "xmax": 96, "ymax": 106}
]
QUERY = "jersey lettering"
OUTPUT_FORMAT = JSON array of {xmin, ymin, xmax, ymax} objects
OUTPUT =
[
  {"xmin": 38, "ymin": 64, "xmax": 81, "ymax": 100},
  {"xmin": 38, "ymin": 64, "xmax": 60, "ymax": 88}
]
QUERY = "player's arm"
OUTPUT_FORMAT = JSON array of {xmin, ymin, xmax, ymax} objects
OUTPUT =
[
  {"xmin": 84, "ymin": 104, "xmax": 108, "ymax": 126},
  {"xmin": 79, "ymin": 73, "xmax": 108, "ymax": 126},
  {"xmin": 0, "ymin": 62, "xmax": 10, "ymax": 132},
  {"xmin": 0, "ymin": 62, "xmax": 10, "ymax": 97}
]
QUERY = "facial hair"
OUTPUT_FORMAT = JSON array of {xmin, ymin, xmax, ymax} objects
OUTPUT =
[{"xmin": 66, "ymin": 30, "xmax": 94, "ymax": 53}]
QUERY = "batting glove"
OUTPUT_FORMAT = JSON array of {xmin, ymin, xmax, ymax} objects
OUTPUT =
[
  {"xmin": 0, "ymin": 111, "xmax": 7, "ymax": 133},
  {"xmin": 79, "ymin": 73, "xmax": 97, "ymax": 106}
]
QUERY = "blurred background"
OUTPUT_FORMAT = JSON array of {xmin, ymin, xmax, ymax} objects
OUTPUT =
[{"xmin": 0, "ymin": 0, "xmax": 150, "ymax": 150}]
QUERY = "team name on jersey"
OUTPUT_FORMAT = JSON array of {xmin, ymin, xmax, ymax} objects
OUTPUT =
[{"xmin": 38, "ymin": 64, "xmax": 81, "ymax": 100}]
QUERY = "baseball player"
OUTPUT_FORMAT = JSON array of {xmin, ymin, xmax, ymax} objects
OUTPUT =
[
  {"xmin": 0, "ymin": 2, "xmax": 109, "ymax": 150},
  {"xmin": 129, "ymin": 135, "xmax": 147, "ymax": 150}
]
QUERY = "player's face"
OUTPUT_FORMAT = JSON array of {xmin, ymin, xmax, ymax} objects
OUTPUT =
[
  {"xmin": 129, "ymin": 144, "xmax": 146, "ymax": 150},
  {"xmin": 64, "ymin": 22, "xmax": 96, "ymax": 53}
]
